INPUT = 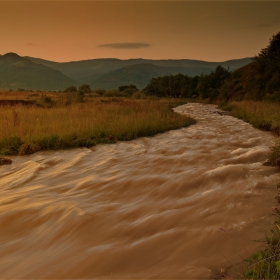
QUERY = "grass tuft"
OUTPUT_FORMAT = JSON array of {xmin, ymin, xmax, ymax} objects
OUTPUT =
[{"xmin": 243, "ymin": 224, "xmax": 280, "ymax": 279}]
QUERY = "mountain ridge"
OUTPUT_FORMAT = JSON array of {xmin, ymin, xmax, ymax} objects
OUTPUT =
[
  {"xmin": 25, "ymin": 55, "xmax": 252, "ymax": 90},
  {"xmin": 0, "ymin": 53, "xmax": 252, "ymax": 90}
]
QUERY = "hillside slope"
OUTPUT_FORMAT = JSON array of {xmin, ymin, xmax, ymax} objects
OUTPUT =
[
  {"xmin": 0, "ymin": 53, "xmax": 78, "ymax": 91},
  {"xmin": 25, "ymin": 56, "xmax": 252, "ymax": 90}
]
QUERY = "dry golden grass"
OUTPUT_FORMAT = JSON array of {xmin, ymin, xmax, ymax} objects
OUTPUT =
[
  {"xmin": 0, "ymin": 98, "xmax": 195, "ymax": 155},
  {"xmin": 220, "ymin": 101, "xmax": 280, "ymax": 135}
]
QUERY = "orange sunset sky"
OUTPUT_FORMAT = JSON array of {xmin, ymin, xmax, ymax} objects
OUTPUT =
[{"xmin": 1, "ymin": 1, "xmax": 280, "ymax": 62}]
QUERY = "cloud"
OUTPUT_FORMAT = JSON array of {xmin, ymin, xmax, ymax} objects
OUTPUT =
[
  {"xmin": 27, "ymin": 43, "xmax": 40, "ymax": 47},
  {"xmin": 97, "ymin": 43, "xmax": 151, "ymax": 49}
]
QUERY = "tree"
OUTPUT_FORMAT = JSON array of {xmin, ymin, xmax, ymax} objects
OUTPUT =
[
  {"xmin": 197, "ymin": 66, "xmax": 231, "ymax": 100},
  {"xmin": 64, "ymin": 86, "xmax": 77, "ymax": 93},
  {"xmin": 119, "ymin": 84, "xmax": 138, "ymax": 96},
  {"xmin": 119, "ymin": 84, "xmax": 138, "ymax": 92},
  {"xmin": 254, "ymin": 32, "xmax": 280, "ymax": 76},
  {"xmin": 78, "ymin": 84, "xmax": 91, "ymax": 93}
]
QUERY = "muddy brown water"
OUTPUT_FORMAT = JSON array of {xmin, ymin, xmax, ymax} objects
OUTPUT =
[{"xmin": 0, "ymin": 103, "xmax": 279, "ymax": 279}]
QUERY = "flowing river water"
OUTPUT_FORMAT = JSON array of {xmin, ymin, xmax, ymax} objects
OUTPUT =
[{"xmin": 0, "ymin": 103, "xmax": 280, "ymax": 279}]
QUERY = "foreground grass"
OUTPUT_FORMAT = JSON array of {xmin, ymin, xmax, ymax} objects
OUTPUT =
[
  {"xmin": 0, "ymin": 99, "xmax": 195, "ymax": 155},
  {"xmin": 243, "ymin": 221, "xmax": 280, "ymax": 279}
]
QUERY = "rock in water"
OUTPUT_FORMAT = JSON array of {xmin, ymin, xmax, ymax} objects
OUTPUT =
[{"xmin": 0, "ymin": 157, "xmax": 12, "ymax": 165}]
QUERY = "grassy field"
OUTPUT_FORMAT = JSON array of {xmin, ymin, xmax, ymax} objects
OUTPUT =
[{"xmin": 0, "ymin": 92, "xmax": 195, "ymax": 155}]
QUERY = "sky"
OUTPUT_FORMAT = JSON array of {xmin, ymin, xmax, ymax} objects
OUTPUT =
[{"xmin": 0, "ymin": 1, "xmax": 280, "ymax": 62}]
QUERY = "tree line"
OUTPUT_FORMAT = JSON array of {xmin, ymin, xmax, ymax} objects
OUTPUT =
[{"xmin": 143, "ymin": 65, "xmax": 230, "ymax": 101}]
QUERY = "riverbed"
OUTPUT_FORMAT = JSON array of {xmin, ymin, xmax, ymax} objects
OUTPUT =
[{"xmin": 0, "ymin": 103, "xmax": 279, "ymax": 278}]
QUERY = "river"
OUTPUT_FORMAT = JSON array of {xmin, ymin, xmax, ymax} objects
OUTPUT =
[{"xmin": 0, "ymin": 103, "xmax": 279, "ymax": 278}]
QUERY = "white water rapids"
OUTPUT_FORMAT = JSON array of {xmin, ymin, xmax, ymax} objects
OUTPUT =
[{"xmin": 0, "ymin": 103, "xmax": 279, "ymax": 278}]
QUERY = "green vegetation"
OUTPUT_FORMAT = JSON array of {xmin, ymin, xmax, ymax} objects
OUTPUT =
[
  {"xmin": 143, "ymin": 65, "xmax": 232, "ymax": 100},
  {"xmin": 144, "ymin": 74, "xmax": 198, "ymax": 98},
  {"xmin": 0, "ymin": 97, "xmax": 195, "ymax": 156},
  {"xmin": 243, "ymin": 224, "xmax": 280, "ymax": 279}
]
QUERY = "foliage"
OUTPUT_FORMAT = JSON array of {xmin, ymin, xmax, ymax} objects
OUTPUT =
[
  {"xmin": 143, "ymin": 66, "xmax": 230, "ymax": 100},
  {"xmin": 94, "ymin": 88, "xmax": 106, "ymax": 96},
  {"xmin": 119, "ymin": 84, "xmax": 138, "ymax": 96},
  {"xmin": 64, "ymin": 85, "xmax": 77, "ymax": 93},
  {"xmin": 197, "ymin": 66, "xmax": 231, "ymax": 101},
  {"xmin": 143, "ymin": 74, "xmax": 199, "ymax": 98},
  {"xmin": 253, "ymin": 32, "xmax": 280, "ymax": 76},
  {"xmin": 78, "ymin": 84, "xmax": 92, "ymax": 93}
]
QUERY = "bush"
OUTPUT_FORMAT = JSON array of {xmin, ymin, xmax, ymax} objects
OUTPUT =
[
  {"xmin": 64, "ymin": 86, "xmax": 77, "ymax": 93},
  {"xmin": 132, "ymin": 91, "xmax": 146, "ymax": 99},
  {"xmin": 94, "ymin": 88, "xmax": 106, "ymax": 96},
  {"xmin": 78, "ymin": 84, "xmax": 91, "ymax": 93},
  {"xmin": 0, "ymin": 136, "xmax": 22, "ymax": 155}
]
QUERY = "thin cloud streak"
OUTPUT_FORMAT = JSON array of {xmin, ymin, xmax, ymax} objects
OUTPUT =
[
  {"xmin": 98, "ymin": 43, "xmax": 151, "ymax": 49},
  {"xmin": 27, "ymin": 43, "xmax": 40, "ymax": 47}
]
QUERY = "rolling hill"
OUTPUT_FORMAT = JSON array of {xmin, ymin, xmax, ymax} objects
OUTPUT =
[
  {"xmin": 0, "ymin": 53, "xmax": 252, "ymax": 91},
  {"xmin": 26, "ymin": 56, "xmax": 252, "ymax": 90},
  {"xmin": 0, "ymin": 53, "xmax": 78, "ymax": 91}
]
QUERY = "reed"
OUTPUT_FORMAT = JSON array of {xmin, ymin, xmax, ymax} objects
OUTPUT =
[{"xmin": 0, "ymin": 99, "xmax": 195, "ymax": 155}]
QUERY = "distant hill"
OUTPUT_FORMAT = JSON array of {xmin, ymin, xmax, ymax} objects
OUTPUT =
[
  {"xmin": 0, "ymin": 53, "xmax": 78, "ymax": 91},
  {"xmin": 25, "ymin": 56, "xmax": 252, "ymax": 90},
  {"xmin": 0, "ymin": 52, "xmax": 253, "ymax": 91}
]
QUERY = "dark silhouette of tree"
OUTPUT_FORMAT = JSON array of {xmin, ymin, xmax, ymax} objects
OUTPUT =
[
  {"xmin": 78, "ymin": 84, "xmax": 91, "ymax": 93},
  {"xmin": 64, "ymin": 86, "xmax": 77, "ymax": 93},
  {"xmin": 118, "ymin": 84, "xmax": 138, "ymax": 96}
]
